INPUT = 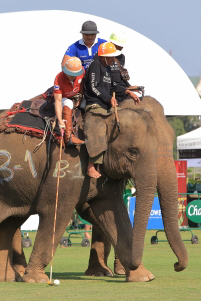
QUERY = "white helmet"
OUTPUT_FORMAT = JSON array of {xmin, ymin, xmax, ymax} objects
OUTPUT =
[{"xmin": 109, "ymin": 31, "xmax": 127, "ymax": 47}]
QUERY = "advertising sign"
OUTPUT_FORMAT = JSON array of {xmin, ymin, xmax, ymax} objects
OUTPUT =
[
  {"xmin": 186, "ymin": 200, "xmax": 201, "ymax": 223},
  {"xmin": 174, "ymin": 160, "xmax": 188, "ymax": 226},
  {"xmin": 129, "ymin": 197, "xmax": 164, "ymax": 230}
]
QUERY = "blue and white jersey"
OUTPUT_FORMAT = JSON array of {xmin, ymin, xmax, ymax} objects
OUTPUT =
[{"xmin": 65, "ymin": 37, "xmax": 107, "ymax": 70}]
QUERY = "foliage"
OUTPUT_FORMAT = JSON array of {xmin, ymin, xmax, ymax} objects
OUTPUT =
[
  {"xmin": 125, "ymin": 179, "xmax": 135, "ymax": 190},
  {"xmin": 188, "ymin": 167, "xmax": 201, "ymax": 185},
  {"xmin": 1, "ymin": 230, "xmax": 201, "ymax": 301}
]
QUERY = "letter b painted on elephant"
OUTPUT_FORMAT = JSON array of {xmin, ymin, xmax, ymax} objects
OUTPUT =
[
  {"xmin": 53, "ymin": 160, "xmax": 69, "ymax": 178},
  {"xmin": 0, "ymin": 150, "xmax": 14, "ymax": 183}
]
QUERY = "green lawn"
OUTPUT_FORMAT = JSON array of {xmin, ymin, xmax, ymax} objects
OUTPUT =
[{"xmin": 0, "ymin": 230, "xmax": 201, "ymax": 301}]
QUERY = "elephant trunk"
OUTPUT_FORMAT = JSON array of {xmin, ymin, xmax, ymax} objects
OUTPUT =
[
  {"xmin": 130, "ymin": 188, "xmax": 156, "ymax": 270},
  {"xmin": 157, "ymin": 158, "xmax": 188, "ymax": 271},
  {"xmin": 129, "ymin": 156, "xmax": 157, "ymax": 270}
]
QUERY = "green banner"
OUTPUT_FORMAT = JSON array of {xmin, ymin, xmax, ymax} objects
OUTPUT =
[{"xmin": 186, "ymin": 200, "xmax": 201, "ymax": 223}]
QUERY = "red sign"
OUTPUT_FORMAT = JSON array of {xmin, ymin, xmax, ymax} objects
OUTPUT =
[{"xmin": 174, "ymin": 161, "xmax": 188, "ymax": 226}]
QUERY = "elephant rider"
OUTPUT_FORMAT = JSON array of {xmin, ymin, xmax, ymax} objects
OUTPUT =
[
  {"xmin": 109, "ymin": 31, "xmax": 143, "ymax": 102},
  {"xmin": 84, "ymin": 42, "xmax": 140, "ymax": 178},
  {"xmin": 61, "ymin": 20, "xmax": 107, "ymax": 71},
  {"xmin": 54, "ymin": 57, "xmax": 85, "ymax": 146}
]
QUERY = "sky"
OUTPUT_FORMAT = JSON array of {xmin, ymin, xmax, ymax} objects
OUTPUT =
[{"xmin": 0, "ymin": 0, "xmax": 200, "ymax": 77}]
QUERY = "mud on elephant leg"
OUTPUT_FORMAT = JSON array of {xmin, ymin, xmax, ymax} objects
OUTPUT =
[
  {"xmin": 76, "ymin": 203, "xmax": 113, "ymax": 277},
  {"xmin": 12, "ymin": 227, "xmax": 27, "ymax": 279},
  {"xmin": 0, "ymin": 217, "xmax": 25, "ymax": 282}
]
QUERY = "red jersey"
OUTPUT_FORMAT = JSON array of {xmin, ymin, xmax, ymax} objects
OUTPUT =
[{"xmin": 54, "ymin": 69, "xmax": 84, "ymax": 97}]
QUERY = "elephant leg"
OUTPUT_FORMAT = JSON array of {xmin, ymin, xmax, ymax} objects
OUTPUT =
[
  {"xmin": 12, "ymin": 227, "xmax": 27, "ymax": 279},
  {"xmin": 114, "ymin": 254, "xmax": 154, "ymax": 281},
  {"xmin": 0, "ymin": 217, "xmax": 25, "ymax": 282},
  {"xmin": 85, "ymin": 225, "xmax": 113, "ymax": 277},
  {"xmin": 23, "ymin": 206, "xmax": 73, "ymax": 283},
  {"xmin": 76, "ymin": 203, "xmax": 113, "ymax": 277},
  {"xmin": 89, "ymin": 190, "xmax": 154, "ymax": 282},
  {"xmin": 114, "ymin": 252, "xmax": 125, "ymax": 275}
]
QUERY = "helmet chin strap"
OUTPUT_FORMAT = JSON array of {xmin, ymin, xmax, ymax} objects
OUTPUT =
[{"xmin": 104, "ymin": 57, "xmax": 109, "ymax": 66}]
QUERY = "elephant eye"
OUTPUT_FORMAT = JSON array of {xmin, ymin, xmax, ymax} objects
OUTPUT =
[{"xmin": 126, "ymin": 148, "xmax": 139, "ymax": 162}]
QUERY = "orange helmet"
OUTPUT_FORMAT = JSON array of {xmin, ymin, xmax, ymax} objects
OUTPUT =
[
  {"xmin": 62, "ymin": 57, "xmax": 83, "ymax": 76},
  {"xmin": 98, "ymin": 42, "xmax": 121, "ymax": 57}
]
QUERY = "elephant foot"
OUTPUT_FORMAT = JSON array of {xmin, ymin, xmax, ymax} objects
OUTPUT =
[
  {"xmin": 126, "ymin": 264, "xmax": 155, "ymax": 282},
  {"xmin": 13, "ymin": 264, "xmax": 26, "ymax": 278},
  {"xmin": 85, "ymin": 266, "xmax": 113, "ymax": 277},
  {"xmin": 114, "ymin": 258, "xmax": 126, "ymax": 275},
  {"xmin": 22, "ymin": 270, "xmax": 49, "ymax": 283}
]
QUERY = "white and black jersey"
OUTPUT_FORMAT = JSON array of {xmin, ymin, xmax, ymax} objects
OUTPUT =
[
  {"xmin": 84, "ymin": 57, "xmax": 126, "ymax": 110},
  {"xmin": 110, "ymin": 54, "xmax": 130, "ymax": 102}
]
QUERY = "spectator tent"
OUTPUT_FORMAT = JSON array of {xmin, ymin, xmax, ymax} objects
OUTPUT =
[{"xmin": 177, "ymin": 127, "xmax": 201, "ymax": 167}]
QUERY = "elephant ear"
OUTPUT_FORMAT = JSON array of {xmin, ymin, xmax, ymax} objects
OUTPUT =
[{"xmin": 84, "ymin": 113, "xmax": 108, "ymax": 158}]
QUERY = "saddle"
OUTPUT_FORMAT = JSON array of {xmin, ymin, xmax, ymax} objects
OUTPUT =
[{"xmin": 0, "ymin": 87, "xmax": 83, "ymax": 144}]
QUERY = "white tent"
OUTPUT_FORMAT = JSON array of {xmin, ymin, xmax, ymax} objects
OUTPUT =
[
  {"xmin": 177, "ymin": 127, "xmax": 201, "ymax": 167},
  {"xmin": 196, "ymin": 78, "xmax": 201, "ymax": 97},
  {"xmin": 0, "ymin": 10, "xmax": 200, "ymax": 115}
]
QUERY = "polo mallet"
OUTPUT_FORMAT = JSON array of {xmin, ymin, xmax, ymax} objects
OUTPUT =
[
  {"xmin": 48, "ymin": 128, "xmax": 64, "ymax": 286},
  {"xmin": 113, "ymin": 92, "xmax": 120, "ymax": 132}
]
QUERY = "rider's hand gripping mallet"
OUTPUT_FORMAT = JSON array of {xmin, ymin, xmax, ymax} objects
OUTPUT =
[{"xmin": 113, "ymin": 92, "xmax": 120, "ymax": 132}]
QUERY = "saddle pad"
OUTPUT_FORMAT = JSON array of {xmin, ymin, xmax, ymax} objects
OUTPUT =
[{"xmin": 8, "ymin": 100, "xmax": 60, "ymax": 136}]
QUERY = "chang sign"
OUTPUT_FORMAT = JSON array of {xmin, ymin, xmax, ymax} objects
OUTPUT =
[{"xmin": 186, "ymin": 200, "xmax": 201, "ymax": 223}]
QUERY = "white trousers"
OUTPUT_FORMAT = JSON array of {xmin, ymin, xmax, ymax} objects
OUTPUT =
[{"xmin": 62, "ymin": 98, "xmax": 73, "ymax": 109}]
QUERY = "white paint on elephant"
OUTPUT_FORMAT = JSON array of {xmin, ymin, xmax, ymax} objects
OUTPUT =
[
  {"xmin": 0, "ymin": 11, "xmax": 200, "ymax": 115},
  {"xmin": 73, "ymin": 162, "xmax": 84, "ymax": 178},
  {"xmin": 53, "ymin": 160, "xmax": 69, "ymax": 178},
  {"xmin": 0, "ymin": 150, "xmax": 14, "ymax": 183},
  {"xmin": 24, "ymin": 150, "xmax": 37, "ymax": 178}
]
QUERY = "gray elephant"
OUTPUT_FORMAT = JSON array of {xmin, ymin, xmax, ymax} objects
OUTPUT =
[{"xmin": 0, "ymin": 96, "xmax": 188, "ymax": 283}]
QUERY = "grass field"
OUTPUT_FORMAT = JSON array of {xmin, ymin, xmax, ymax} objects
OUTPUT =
[{"xmin": 0, "ymin": 229, "xmax": 201, "ymax": 301}]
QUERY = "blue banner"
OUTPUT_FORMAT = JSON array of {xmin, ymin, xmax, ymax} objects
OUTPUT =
[{"xmin": 128, "ymin": 196, "xmax": 164, "ymax": 230}]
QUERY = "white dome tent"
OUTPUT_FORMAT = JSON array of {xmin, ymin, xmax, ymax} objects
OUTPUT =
[
  {"xmin": 1, "ymin": 10, "xmax": 200, "ymax": 231},
  {"xmin": 0, "ymin": 10, "xmax": 200, "ymax": 115}
]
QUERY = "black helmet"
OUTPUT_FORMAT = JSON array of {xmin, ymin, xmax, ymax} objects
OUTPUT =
[{"xmin": 80, "ymin": 21, "xmax": 99, "ymax": 34}]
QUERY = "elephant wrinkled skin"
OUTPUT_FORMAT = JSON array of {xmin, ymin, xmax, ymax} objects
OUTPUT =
[{"xmin": 0, "ymin": 96, "xmax": 188, "ymax": 283}]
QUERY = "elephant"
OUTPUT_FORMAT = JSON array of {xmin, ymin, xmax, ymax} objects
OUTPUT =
[{"xmin": 0, "ymin": 96, "xmax": 188, "ymax": 283}]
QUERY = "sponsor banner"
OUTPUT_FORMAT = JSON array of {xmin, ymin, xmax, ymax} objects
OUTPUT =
[
  {"xmin": 174, "ymin": 160, "xmax": 188, "ymax": 226},
  {"xmin": 129, "ymin": 197, "xmax": 164, "ymax": 230},
  {"xmin": 186, "ymin": 200, "xmax": 201, "ymax": 223}
]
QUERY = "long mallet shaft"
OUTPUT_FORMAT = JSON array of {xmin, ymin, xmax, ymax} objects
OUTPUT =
[
  {"xmin": 113, "ymin": 92, "xmax": 120, "ymax": 132},
  {"xmin": 49, "ymin": 129, "xmax": 64, "ymax": 285}
]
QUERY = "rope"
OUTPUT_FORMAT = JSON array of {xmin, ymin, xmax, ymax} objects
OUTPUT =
[
  {"xmin": 33, "ymin": 118, "xmax": 52, "ymax": 153},
  {"xmin": 0, "ymin": 107, "xmax": 27, "ymax": 119}
]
